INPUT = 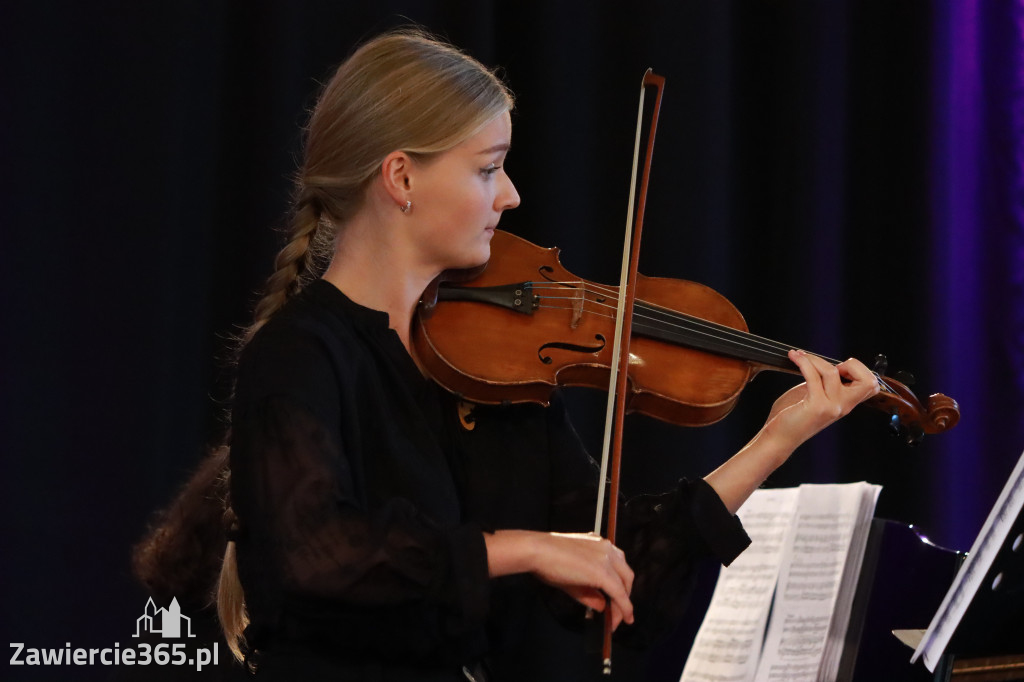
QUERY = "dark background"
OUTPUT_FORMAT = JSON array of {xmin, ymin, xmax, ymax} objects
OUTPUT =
[{"xmin": 3, "ymin": 1, "xmax": 1022, "ymax": 680}]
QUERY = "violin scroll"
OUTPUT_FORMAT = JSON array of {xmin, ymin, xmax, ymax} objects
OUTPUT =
[{"xmin": 868, "ymin": 372, "xmax": 960, "ymax": 445}]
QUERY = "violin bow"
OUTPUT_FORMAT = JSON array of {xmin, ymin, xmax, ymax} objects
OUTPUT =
[{"xmin": 592, "ymin": 68, "xmax": 666, "ymax": 676}]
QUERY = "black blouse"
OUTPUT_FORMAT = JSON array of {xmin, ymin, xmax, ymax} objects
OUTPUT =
[{"xmin": 230, "ymin": 279, "xmax": 749, "ymax": 681}]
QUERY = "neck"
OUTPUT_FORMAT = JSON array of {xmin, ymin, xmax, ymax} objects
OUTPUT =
[{"xmin": 322, "ymin": 213, "xmax": 438, "ymax": 353}]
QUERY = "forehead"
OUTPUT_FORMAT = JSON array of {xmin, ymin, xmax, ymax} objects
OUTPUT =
[{"xmin": 458, "ymin": 111, "xmax": 512, "ymax": 154}]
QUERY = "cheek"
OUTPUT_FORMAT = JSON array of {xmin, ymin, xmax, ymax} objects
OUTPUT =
[{"xmin": 445, "ymin": 185, "xmax": 490, "ymax": 225}]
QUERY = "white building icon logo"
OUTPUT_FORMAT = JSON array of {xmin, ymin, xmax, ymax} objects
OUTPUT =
[{"xmin": 133, "ymin": 597, "xmax": 196, "ymax": 638}]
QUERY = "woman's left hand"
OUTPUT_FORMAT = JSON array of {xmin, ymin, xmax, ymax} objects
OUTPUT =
[
  {"xmin": 763, "ymin": 349, "xmax": 880, "ymax": 450},
  {"xmin": 705, "ymin": 350, "xmax": 880, "ymax": 514}
]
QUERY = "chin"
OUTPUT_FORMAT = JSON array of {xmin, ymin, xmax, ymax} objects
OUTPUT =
[
  {"xmin": 436, "ymin": 235, "xmax": 492, "ymax": 271},
  {"xmin": 461, "ymin": 238, "xmax": 493, "ymax": 268},
  {"xmin": 463, "ymin": 247, "xmax": 491, "ymax": 269}
]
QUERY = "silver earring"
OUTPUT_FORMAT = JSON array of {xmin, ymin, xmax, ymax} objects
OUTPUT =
[{"xmin": 400, "ymin": 200, "xmax": 412, "ymax": 213}]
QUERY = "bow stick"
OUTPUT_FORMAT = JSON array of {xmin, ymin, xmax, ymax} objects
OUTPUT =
[{"xmin": 592, "ymin": 68, "xmax": 666, "ymax": 676}]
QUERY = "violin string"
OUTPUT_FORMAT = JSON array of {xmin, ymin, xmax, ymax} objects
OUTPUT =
[
  {"xmin": 535, "ymin": 297, "xmax": 796, "ymax": 365},
  {"xmin": 529, "ymin": 283, "xmax": 804, "ymax": 363},
  {"xmin": 524, "ymin": 282, "xmax": 895, "ymax": 396},
  {"xmin": 532, "ymin": 296, "xmax": 896, "ymax": 397},
  {"xmin": 528, "ymin": 281, "xmax": 840, "ymax": 365},
  {"xmin": 620, "ymin": 299, "xmax": 897, "ymax": 394}
]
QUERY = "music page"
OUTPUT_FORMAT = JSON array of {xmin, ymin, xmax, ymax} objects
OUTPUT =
[
  {"xmin": 753, "ymin": 483, "xmax": 880, "ymax": 682},
  {"xmin": 680, "ymin": 488, "xmax": 800, "ymax": 682}
]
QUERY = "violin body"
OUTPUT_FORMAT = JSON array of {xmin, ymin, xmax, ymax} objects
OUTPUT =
[
  {"xmin": 416, "ymin": 230, "xmax": 754, "ymax": 425},
  {"xmin": 414, "ymin": 229, "xmax": 959, "ymax": 438}
]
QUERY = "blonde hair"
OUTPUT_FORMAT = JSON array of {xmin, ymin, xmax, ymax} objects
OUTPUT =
[
  {"xmin": 217, "ymin": 29, "xmax": 513, "ymax": 662},
  {"xmin": 246, "ymin": 29, "xmax": 514, "ymax": 344}
]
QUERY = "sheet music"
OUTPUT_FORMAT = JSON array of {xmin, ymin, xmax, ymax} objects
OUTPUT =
[
  {"xmin": 753, "ymin": 483, "xmax": 880, "ymax": 682},
  {"xmin": 912, "ymin": 448, "xmax": 1024, "ymax": 671},
  {"xmin": 818, "ymin": 484, "xmax": 879, "ymax": 680},
  {"xmin": 680, "ymin": 488, "xmax": 800, "ymax": 682}
]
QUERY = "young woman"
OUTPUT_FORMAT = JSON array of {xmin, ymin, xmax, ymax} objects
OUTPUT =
[{"xmin": 209, "ymin": 30, "xmax": 879, "ymax": 681}]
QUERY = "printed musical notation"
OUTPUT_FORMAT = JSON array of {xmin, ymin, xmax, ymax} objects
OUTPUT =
[{"xmin": 680, "ymin": 483, "xmax": 881, "ymax": 682}]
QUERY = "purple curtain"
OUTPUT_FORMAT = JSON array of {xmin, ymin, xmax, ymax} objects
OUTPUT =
[{"xmin": 928, "ymin": 0, "xmax": 1024, "ymax": 549}]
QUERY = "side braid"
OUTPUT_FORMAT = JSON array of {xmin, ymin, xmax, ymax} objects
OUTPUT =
[
  {"xmin": 217, "ymin": 488, "xmax": 249, "ymax": 664},
  {"xmin": 244, "ymin": 189, "xmax": 325, "ymax": 344},
  {"xmin": 219, "ymin": 188, "xmax": 327, "ymax": 662}
]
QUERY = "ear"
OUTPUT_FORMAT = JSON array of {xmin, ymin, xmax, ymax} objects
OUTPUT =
[{"xmin": 380, "ymin": 150, "xmax": 413, "ymax": 207}]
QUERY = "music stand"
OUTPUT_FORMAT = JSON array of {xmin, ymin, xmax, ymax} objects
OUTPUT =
[{"xmin": 911, "ymin": 448, "xmax": 1024, "ymax": 680}]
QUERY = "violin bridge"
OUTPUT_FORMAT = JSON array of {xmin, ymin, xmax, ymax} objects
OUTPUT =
[{"xmin": 571, "ymin": 287, "xmax": 583, "ymax": 329}]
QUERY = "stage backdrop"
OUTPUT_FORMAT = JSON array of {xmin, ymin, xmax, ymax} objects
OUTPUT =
[{"xmin": 2, "ymin": 2, "xmax": 1022, "ymax": 681}]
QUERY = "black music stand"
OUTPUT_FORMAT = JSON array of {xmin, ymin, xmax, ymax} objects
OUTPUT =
[
  {"xmin": 912, "ymin": 449, "xmax": 1024, "ymax": 681},
  {"xmin": 838, "ymin": 519, "xmax": 962, "ymax": 681}
]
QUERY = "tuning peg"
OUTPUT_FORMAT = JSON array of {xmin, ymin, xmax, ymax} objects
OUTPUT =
[
  {"xmin": 873, "ymin": 354, "xmax": 889, "ymax": 375},
  {"xmin": 894, "ymin": 370, "xmax": 916, "ymax": 386},
  {"xmin": 904, "ymin": 425, "xmax": 925, "ymax": 446},
  {"xmin": 887, "ymin": 413, "xmax": 901, "ymax": 437}
]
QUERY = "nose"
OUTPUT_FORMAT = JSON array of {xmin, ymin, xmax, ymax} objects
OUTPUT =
[{"xmin": 498, "ymin": 173, "xmax": 521, "ymax": 212}]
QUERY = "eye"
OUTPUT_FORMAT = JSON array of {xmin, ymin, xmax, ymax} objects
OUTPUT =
[{"xmin": 481, "ymin": 163, "xmax": 501, "ymax": 178}]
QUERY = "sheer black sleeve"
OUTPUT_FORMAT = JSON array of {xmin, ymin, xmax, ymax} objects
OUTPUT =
[
  {"xmin": 616, "ymin": 478, "xmax": 749, "ymax": 644},
  {"xmin": 230, "ymin": 328, "xmax": 490, "ymax": 662},
  {"xmin": 540, "ymin": 392, "xmax": 751, "ymax": 644}
]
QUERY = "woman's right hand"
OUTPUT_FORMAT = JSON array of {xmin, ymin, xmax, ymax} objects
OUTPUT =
[{"xmin": 484, "ymin": 529, "xmax": 635, "ymax": 630}]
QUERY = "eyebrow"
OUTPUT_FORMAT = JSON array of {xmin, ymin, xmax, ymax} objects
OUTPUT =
[{"xmin": 477, "ymin": 142, "xmax": 511, "ymax": 155}]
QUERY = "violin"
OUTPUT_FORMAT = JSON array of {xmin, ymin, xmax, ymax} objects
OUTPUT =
[{"xmin": 414, "ymin": 228, "xmax": 960, "ymax": 441}]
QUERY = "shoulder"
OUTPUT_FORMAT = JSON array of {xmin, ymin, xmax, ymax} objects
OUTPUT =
[{"xmin": 235, "ymin": 285, "xmax": 364, "ymax": 408}]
